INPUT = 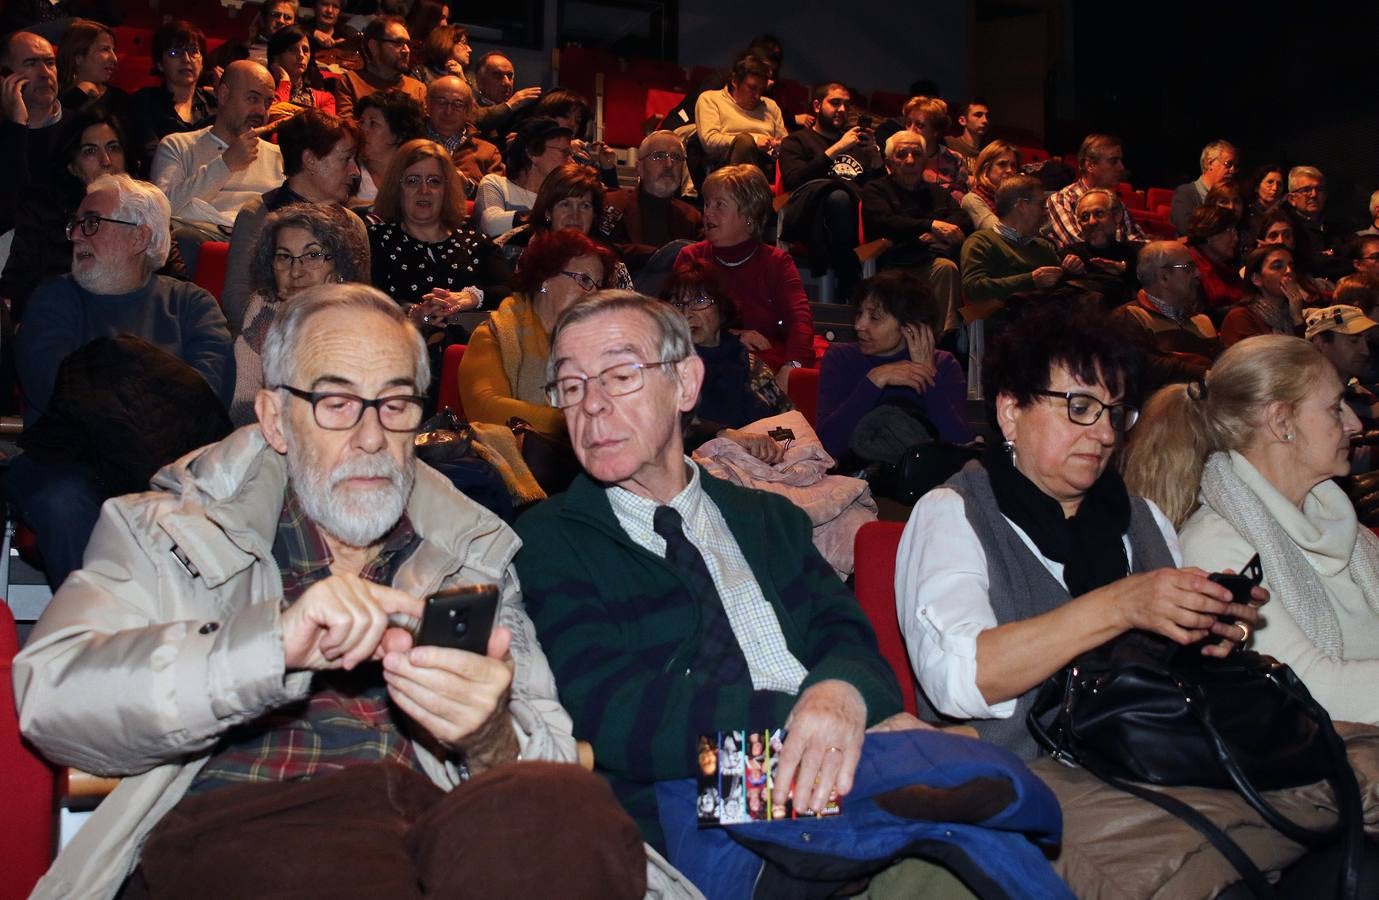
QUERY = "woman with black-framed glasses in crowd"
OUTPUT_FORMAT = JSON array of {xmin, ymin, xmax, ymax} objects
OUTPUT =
[
  {"xmin": 663, "ymin": 257, "xmax": 790, "ymax": 458},
  {"xmin": 229, "ymin": 203, "xmax": 368, "ymax": 425},
  {"xmin": 458, "ymin": 228, "xmax": 615, "ymax": 436},
  {"xmin": 895, "ymin": 306, "xmax": 1263, "ymax": 762},
  {"xmin": 128, "ymin": 20, "xmax": 217, "ymax": 172}
]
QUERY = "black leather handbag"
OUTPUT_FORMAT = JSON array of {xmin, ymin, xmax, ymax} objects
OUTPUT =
[{"xmin": 1028, "ymin": 629, "xmax": 1364, "ymax": 899}]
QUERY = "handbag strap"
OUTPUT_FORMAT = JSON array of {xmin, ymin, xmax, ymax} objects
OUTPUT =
[
  {"xmin": 1191, "ymin": 680, "xmax": 1363, "ymax": 900},
  {"xmin": 1087, "ymin": 761, "xmax": 1278, "ymax": 900}
]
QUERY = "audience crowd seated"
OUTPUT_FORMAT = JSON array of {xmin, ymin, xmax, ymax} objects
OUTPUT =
[
  {"xmin": 1112, "ymin": 240, "xmax": 1220, "ymax": 391},
  {"xmin": 507, "ymin": 161, "xmax": 633, "ymax": 288},
  {"xmin": 352, "ymin": 87, "xmax": 425, "ymax": 202},
  {"xmin": 0, "ymin": 107, "xmax": 188, "ymax": 323},
  {"xmin": 222, "ymin": 108, "xmax": 364, "ymax": 331},
  {"xmin": 1125, "ymin": 335, "xmax": 1377, "ymax": 725},
  {"xmin": 474, "ymin": 116, "xmax": 572, "ymax": 239},
  {"xmin": 11, "ymin": 173, "xmax": 233, "ymax": 590},
  {"xmin": 664, "ymin": 258, "xmax": 791, "ymax": 454},
  {"xmin": 675, "ymin": 164, "xmax": 815, "ymax": 371},
  {"xmin": 16, "ymin": 10, "xmax": 1379, "ymax": 898},
  {"xmin": 457, "ymin": 228, "xmax": 614, "ymax": 436}
]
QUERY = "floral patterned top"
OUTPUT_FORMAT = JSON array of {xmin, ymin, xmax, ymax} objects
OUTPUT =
[{"xmin": 366, "ymin": 220, "xmax": 513, "ymax": 308}]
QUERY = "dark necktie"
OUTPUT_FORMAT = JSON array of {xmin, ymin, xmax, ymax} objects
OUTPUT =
[{"xmin": 652, "ymin": 505, "xmax": 746, "ymax": 682}]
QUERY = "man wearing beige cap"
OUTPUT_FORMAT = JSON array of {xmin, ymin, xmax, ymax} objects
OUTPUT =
[{"xmin": 1306, "ymin": 304, "xmax": 1378, "ymax": 385}]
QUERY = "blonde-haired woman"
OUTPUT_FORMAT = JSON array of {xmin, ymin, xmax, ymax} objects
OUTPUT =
[
  {"xmin": 673, "ymin": 163, "xmax": 815, "ymax": 372},
  {"xmin": 961, "ymin": 140, "xmax": 1019, "ymax": 232},
  {"xmin": 1124, "ymin": 335, "xmax": 1379, "ymax": 724}
]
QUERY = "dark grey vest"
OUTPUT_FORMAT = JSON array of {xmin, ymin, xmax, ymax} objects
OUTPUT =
[{"xmin": 922, "ymin": 461, "xmax": 1178, "ymax": 760}]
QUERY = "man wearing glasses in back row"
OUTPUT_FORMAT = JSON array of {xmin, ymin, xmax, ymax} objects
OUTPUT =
[
  {"xmin": 14, "ymin": 282, "xmax": 659, "ymax": 899},
  {"xmin": 601, "ymin": 130, "xmax": 703, "ymax": 295},
  {"xmin": 12, "ymin": 173, "xmax": 234, "ymax": 591}
]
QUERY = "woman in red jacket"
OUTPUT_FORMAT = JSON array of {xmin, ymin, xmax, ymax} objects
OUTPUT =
[{"xmin": 674, "ymin": 164, "xmax": 815, "ymax": 374}]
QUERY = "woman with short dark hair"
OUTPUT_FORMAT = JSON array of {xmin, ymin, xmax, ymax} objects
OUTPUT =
[
  {"xmin": 896, "ymin": 306, "xmax": 1258, "ymax": 760},
  {"xmin": 816, "ymin": 270, "xmax": 969, "ymax": 462},
  {"xmin": 128, "ymin": 20, "xmax": 216, "ymax": 168},
  {"xmin": 474, "ymin": 117, "xmax": 575, "ymax": 237},
  {"xmin": 1220, "ymin": 244, "xmax": 1304, "ymax": 347},
  {"xmin": 1184, "ymin": 204, "xmax": 1244, "ymax": 313}
]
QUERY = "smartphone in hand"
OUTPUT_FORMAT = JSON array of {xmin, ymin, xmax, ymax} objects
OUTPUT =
[{"xmin": 416, "ymin": 584, "xmax": 499, "ymax": 654}]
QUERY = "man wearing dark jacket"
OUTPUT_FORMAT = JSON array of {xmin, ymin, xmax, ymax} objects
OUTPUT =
[
  {"xmin": 778, "ymin": 81, "xmax": 882, "ymax": 298},
  {"xmin": 601, "ymin": 130, "xmax": 701, "ymax": 294},
  {"xmin": 12, "ymin": 174, "xmax": 233, "ymax": 590},
  {"xmin": 862, "ymin": 130, "xmax": 970, "ymax": 335}
]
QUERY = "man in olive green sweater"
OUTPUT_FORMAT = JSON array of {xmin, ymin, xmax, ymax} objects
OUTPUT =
[
  {"xmin": 959, "ymin": 174, "xmax": 1072, "ymax": 317},
  {"xmin": 513, "ymin": 291, "xmax": 906, "ymax": 851}
]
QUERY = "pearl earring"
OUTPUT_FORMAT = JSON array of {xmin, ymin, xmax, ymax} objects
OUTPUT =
[{"xmin": 1284, "ymin": 431, "xmax": 1294, "ymax": 442}]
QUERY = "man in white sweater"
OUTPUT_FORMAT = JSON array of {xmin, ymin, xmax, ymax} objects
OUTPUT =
[
  {"xmin": 693, "ymin": 53, "xmax": 786, "ymax": 178},
  {"xmin": 151, "ymin": 60, "xmax": 285, "ymax": 267}
]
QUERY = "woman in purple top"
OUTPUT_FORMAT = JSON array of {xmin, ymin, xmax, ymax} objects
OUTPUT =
[{"xmin": 817, "ymin": 270, "xmax": 970, "ymax": 461}]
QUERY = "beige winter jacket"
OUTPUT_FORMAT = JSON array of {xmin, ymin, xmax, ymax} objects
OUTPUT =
[{"xmin": 13, "ymin": 426, "xmax": 576, "ymax": 899}]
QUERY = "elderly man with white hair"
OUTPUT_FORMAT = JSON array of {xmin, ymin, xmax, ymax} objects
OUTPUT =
[
  {"xmin": 1170, "ymin": 139, "xmax": 1237, "ymax": 235},
  {"xmin": 1285, "ymin": 164, "xmax": 1348, "ymax": 279},
  {"xmin": 601, "ymin": 130, "xmax": 703, "ymax": 293},
  {"xmin": 12, "ymin": 172, "xmax": 234, "ymax": 589},
  {"xmin": 15, "ymin": 283, "xmax": 653, "ymax": 900},
  {"xmin": 861, "ymin": 130, "xmax": 969, "ymax": 336}
]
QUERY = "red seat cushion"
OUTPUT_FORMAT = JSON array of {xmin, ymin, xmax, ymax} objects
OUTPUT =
[
  {"xmin": 785, "ymin": 366, "xmax": 819, "ymax": 427},
  {"xmin": 0, "ymin": 602, "xmax": 57, "ymax": 899},
  {"xmin": 438, "ymin": 343, "xmax": 467, "ymax": 419}
]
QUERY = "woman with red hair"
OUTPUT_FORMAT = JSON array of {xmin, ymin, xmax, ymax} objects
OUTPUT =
[{"xmin": 458, "ymin": 229, "xmax": 616, "ymax": 435}]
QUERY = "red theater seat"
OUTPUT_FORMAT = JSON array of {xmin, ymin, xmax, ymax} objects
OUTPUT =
[
  {"xmin": 785, "ymin": 366, "xmax": 819, "ymax": 427},
  {"xmin": 851, "ymin": 521, "xmax": 917, "ymax": 716},
  {"xmin": 438, "ymin": 343, "xmax": 467, "ymax": 418}
]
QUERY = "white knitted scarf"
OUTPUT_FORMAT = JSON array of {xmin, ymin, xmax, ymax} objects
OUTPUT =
[{"xmin": 1198, "ymin": 451, "xmax": 1379, "ymax": 659}]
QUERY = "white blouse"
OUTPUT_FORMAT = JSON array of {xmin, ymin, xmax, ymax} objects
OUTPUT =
[{"xmin": 895, "ymin": 487, "xmax": 1181, "ymax": 720}]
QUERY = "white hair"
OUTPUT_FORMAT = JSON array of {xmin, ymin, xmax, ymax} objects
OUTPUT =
[
  {"xmin": 86, "ymin": 173, "xmax": 172, "ymax": 269},
  {"xmin": 1369, "ymin": 189, "xmax": 1379, "ymax": 220},
  {"xmin": 1287, "ymin": 165, "xmax": 1324, "ymax": 192},
  {"xmin": 1198, "ymin": 139, "xmax": 1235, "ymax": 174},
  {"xmin": 884, "ymin": 130, "xmax": 926, "ymax": 160}
]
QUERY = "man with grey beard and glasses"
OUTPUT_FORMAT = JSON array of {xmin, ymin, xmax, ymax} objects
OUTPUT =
[
  {"xmin": 601, "ymin": 130, "xmax": 702, "ymax": 295},
  {"xmin": 14, "ymin": 283, "xmax": 660, "ymax": 900},
  {"xmin": 11, "ymin": 172, "xmax": 233, "ymax": 590}
]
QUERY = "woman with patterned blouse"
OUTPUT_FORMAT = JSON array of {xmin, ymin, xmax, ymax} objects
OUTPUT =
[{"xmin": 367, "ymin": 139, "xmax": 512, "ymax": 328}]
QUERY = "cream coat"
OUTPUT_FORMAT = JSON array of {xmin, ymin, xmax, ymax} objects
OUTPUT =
[{"xmin": 13, "ymin": 426, "xmax": 576, "ymax": 899}]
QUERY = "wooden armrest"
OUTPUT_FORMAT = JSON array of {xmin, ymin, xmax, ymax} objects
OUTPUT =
[
  {"xmin": 772, "ymin": 193, "xmax": 791, "ymax": 213},
  {"xmin": 577, "ymin": 740, "xmax": 594, "ymax": 771},
  {"xmin": 0, "ymin": 416, "xmax": 22, "ymax": 437},
  {"xmin": 64, "ymin": 768, "xmax": 119, "ymax": 801},
  {"xmin": 854, "ymin": 238, "xmax": 892, "ymax": 264},
  {"xmin": 933, "ymin": 724, "xmax": 979, "ymax": 739},
  {"xmin": 960, "ymin": 298, "xmax": 1005, "ymax": 324}
]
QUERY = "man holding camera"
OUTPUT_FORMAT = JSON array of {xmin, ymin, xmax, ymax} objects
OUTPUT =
[
  {"xmin": 779, "ymin": 81, "xmax": 884, "ymax": 299},
  {"xmin": 14, "ymin": 284, "xmax": 648, "ymax": 899}
]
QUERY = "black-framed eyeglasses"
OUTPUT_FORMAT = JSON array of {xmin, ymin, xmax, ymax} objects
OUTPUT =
[
  {"xmin": 65, "ymin": 214, "xmax": 139, "ymax": 240},
  {"xmin": 561, "ymin": 270, "xmax": 599, "ymax": 293},
  {"xmin": 544, "ymin": 360, "xmax": 682, "ymax": 408},
  {"xmin": 1032, "ymin": 390, "xmax": 1139, "ymax": 431},
  {"xmin": 1163, "ymin": 262, "xmax": 1197, "ymax": 272},
  {"xmin": 275, "ymin": 385, "xmax": 427, "ymax": 431},
  {"xmin": 670, "ymin": 294, "xmax": 715, "ymax": 312},
  {"xmin": 1358, "ymin": 253, "xmax": 1379, "ymax": 263},
  {"xmin": 375, "ymin": 37, "xmax": 409, "ymax": 46},
  {"xmin": 644, "ymin": 151, "xmax": 686, "ymax": 165},
  {"xmin": 272, "ymin": 249, "xmax": 333, "ymax": 269},
  {"xmin": 164, "ymin": 45, "xmax": 202, "ymax": 59}
]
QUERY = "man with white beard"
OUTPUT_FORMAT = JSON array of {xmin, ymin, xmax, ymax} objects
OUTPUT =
[
  {"xmin": 14, "ymin": 284, "xmax": 653, "ymax": 900},
  {"xmin": 12, "ymin": 172, "xmax": 233, "ymax": 589}
]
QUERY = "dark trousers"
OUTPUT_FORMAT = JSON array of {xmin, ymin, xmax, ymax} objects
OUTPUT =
[
  {"xmin": 725, "ymin": 132, "xmax": 777, "ymax": 182},
  {"xmin": 820, "ymin": 187, "xmax": 863, "ymax": 297},
  {"xmin": 124, "ymin": 761, "xmax": 648, "ymax": 899},
  {"xmin": 5, "ymin": 454, "xmax": 104, "ymax": 591}
]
